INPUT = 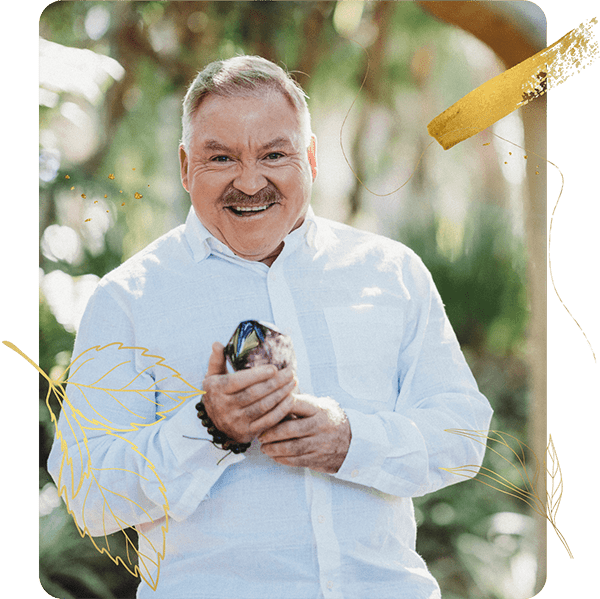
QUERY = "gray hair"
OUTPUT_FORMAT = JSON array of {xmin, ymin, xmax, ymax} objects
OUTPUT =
[{"xmin": 181, "ymin": 56, "xmax": 312, "ymax": 150}]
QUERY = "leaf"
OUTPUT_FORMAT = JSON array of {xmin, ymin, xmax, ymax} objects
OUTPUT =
[
  {"xmin": 4, "ymin": 340, "xmax": 204, "ymax": 590},
  {"xmin": 46, "ymin": 359, "xmax": 170, "ymax": 589},
  {"xmin": 60, "ymin": 342, "xmax": 202, "ymax": 432},
  {"xmin": 440, "ymin": 428, "xmax": 573, "ymax": 558}
]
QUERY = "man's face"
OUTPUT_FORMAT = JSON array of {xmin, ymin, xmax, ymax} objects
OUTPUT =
[{"xmin": 179, "ymin": 91, "xmax": 317, "ymax": 266}]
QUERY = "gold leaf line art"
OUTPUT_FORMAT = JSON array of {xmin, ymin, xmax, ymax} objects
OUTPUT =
[
  {"xmin": 494, "ymin": 133, "xmax": 598, "ymax": 365},
  {"xmin": 3, "ymin": 340, "xmax": 204, "ymax": 590},
  {"xmin": 441, "ymin": 429, "xmax": 573, "ymax": 559},
  {"xmin": 56, "ymin": 341, "xmax": 203, "ymax": 432},
  {"xmin": 548, "ymin": 160, "xmax": 598, "ymax": 364}
]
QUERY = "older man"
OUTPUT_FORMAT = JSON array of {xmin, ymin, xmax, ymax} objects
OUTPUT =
[{"xmin": 49, "ymin": 56, "xmax": 493, "ymax": 599}]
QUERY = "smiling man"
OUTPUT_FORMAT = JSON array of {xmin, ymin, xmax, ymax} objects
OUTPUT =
[
  {"xmin": 49, "ymin": 56, "xmax": 493, "ymax": 599},
  {"xmin": 179, "ymin": 91, "xmax": 317, "ymax": 266}
]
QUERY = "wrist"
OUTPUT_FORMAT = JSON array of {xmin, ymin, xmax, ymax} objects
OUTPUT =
[{"xmin": 195, "ymin": 401, "xmax": 251, "ymax": 454}]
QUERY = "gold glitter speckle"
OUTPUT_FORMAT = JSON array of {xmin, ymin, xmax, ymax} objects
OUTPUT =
[
  {"xmin": 134, "ymin": 192, "xmax": 143, "ymax": 199},
  {"xmin": 65, "ymin": 175, "xmax": 70, "ymax": 179},
  {"xmin": 81, "ymin": 194, "xmax": 86, "ymax": 199},
  {"xmin": 483, "ymin": 142, "xmax": 490, "ymax": 146},
  {"xmin": 108, "ymin": 174, "xmax": 115, "ymax": 180},
  {"xmin": 84, "ymin": 218, "xmax": 91, "ymax": 222}
]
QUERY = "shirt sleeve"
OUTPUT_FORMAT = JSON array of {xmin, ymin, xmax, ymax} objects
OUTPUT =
[
  {"xmin": 46, "ymin": 283, "xmax": 245, "ymax": 538},
  {"xmin": 333, "ymin": 252, "xmax": 494, "ymax": 498}
]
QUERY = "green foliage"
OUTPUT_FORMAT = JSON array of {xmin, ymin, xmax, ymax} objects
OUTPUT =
[
  {"xmin": 398, "ymin": 205, "xmax": 529, "ymax": 357},
  {"xmin": 40, "ymin": 498, "xmax": 138, "ymax": 599}
]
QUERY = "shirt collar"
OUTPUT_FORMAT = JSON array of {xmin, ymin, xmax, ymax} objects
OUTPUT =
[{"xmin": 183, "ymin": 205, "xmax": 320, "ymax": 264}]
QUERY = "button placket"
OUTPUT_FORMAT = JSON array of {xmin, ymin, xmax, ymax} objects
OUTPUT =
[
  {"xmin": 305, "ymin": 470, "xmax": 344, "ymax": 599},
  {"xmin": 266, "ymin": 259, "xmax": 313, "ymax": 394}
]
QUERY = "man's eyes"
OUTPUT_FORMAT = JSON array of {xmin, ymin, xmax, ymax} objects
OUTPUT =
[{"xmin": 208, "ymin": 152, "xmax": 285, "ymax": 163}]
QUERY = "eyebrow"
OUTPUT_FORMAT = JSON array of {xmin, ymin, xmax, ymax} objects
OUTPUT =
[
  {"xmin": 201, "ymin": 136, "xmax": 294, "ymax": 154},
  {"xmin": 260, "ymin": 136, "xmax": 294, "ymax": 151}
]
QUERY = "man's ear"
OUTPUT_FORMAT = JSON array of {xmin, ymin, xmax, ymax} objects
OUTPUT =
[
  {"xmin": 179, "ymin": 144, "xmax": 190, "ymax": 193},
  {"xmin": 307, "ymin": 134, "xmax": 317, "ymax": 182}
]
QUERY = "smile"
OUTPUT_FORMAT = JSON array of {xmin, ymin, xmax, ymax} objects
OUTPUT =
[{"xmin": 227, "ymin": 204, "xmax": 274, "ymax": 216}]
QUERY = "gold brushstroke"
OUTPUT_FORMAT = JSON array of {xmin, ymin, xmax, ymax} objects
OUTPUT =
[
  {"xmin": 4, "ymin": 340, "xmax": 204, "ymax": 590},
  {"xmin": 441, "ymin": 429, "xmax": 573, "ymax": 558},
  {"xmin": 428, "ymin": 18, "xmax": 598, "ymax": 149}
]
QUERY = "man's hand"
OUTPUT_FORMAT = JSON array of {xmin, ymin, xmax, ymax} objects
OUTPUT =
[
  {"xmin": 202, "ymin": 342, "xmax": 297, "ymax": 444},
  {"xmin": 258, "ymin": 394, "xmax": 351, "ymax": 474}
]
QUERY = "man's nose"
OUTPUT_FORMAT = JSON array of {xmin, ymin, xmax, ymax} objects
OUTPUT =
[{"xmin": 232, "ymin": 163, "xmax": 268, "ymax": 196}]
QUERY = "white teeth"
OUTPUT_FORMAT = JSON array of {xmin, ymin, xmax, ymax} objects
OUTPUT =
[{"xmin": 233, "ymin": 205, "xmax": 270, "ymax": 212}]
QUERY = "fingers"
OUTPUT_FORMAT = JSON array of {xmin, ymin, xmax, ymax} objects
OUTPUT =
[
  {"xmin": 204, "ymin": 365, "xmax": 294, "ymax": 407},
  {"xmin": 258, "ymin": 413, "xmax": 314, "ymax": 444},
  {"xmin": 201, "ymin": 356, "xmax": 297, "ymax": 443},
  {"xmin": 258, "ymin": 396, "xmax": 352, "ymax": 474},
  {"xmin": 205, "ymin": 342, "xmax": 228, "ymax": 376},
  {"xmin": 237, "ymin": 367, "xmax": 295, "ymax": 407},
  {"xmin": 245, "ymin": 389, "xmax": 297, "ymax": 438},
  {"xmin": 244, "ymin": 377, "xmax": 297, "ymax": 420}
]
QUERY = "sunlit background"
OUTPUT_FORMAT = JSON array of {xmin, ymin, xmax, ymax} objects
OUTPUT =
[{"xmin": 39, "ymin": 2, "xmax": 547, "ymax": 598}]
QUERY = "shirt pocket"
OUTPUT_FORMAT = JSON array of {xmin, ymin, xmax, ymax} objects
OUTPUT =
[{"xmin": 323, "ymin": 305, "xmax": 403, "ymax": 403}]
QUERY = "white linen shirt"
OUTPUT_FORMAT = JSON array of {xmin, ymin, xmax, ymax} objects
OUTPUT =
[{"xmin": 48, "ymin": 206, "xmax": 493, "ymax": 599}]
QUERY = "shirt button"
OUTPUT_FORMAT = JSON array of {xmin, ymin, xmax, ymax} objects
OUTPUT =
[
  {"xmin": 318, "ymin": 515, "xmax": 325, "ymax": 523},
  {"xmin": 351, "ymin": 469, "xmax": 359, "ymax": 478},
  {"xmin": 327, "ymin": 581, "xmax": 334, "ymax": 589}
]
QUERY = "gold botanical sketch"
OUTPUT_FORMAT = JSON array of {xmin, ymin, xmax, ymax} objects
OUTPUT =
[
  {"xmin": 485, "ymin": 133, "xmax": 596, "ymax": 363},
  {"xmin": 4, "ymin": 340, "xmax": 203, "ymax": 590},
  {"xmin": 441, "ymin": 429, "xmax": 573, "ymax": 558}
]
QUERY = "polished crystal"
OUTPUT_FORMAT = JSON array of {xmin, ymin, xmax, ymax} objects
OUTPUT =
[{"xmin": 224, "ymin": 320, "xmax": 296, "ymax": 371}]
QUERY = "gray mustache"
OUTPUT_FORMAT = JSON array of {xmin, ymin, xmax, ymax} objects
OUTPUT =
[{"xmin": 220, "ymin": 183, "xmax": 282, "ymax": 207}]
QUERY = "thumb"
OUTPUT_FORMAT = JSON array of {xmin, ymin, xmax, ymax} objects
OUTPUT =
[
  {"xmin": 206, "ymin": 342, "xmax": 228, "ymax": 376},
  {"xmin": 288, "ymin": 394, "xmax": 320, "ymax": 418}
]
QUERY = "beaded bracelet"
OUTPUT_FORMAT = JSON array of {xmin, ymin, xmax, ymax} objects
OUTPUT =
[{"xmin": 195, "ymin": 401, "xmax": 251, "ymax": 454}]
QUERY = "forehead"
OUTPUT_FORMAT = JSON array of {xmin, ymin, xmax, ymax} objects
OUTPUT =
[{"xmin": 191, "ymin": 91, "xmax": 304, "ymax": 149}]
